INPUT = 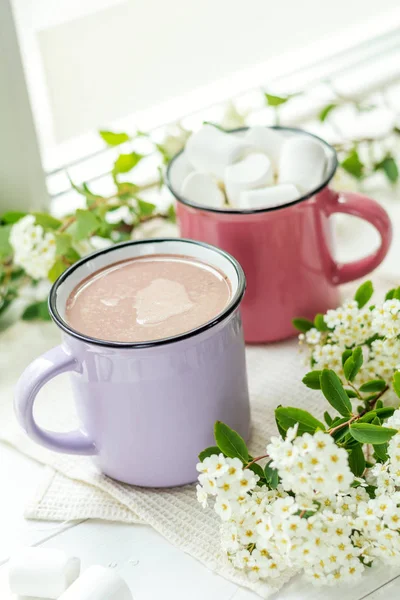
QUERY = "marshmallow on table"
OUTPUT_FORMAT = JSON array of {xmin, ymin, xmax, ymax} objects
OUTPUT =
[
  {"xmin": 224, "ymin": 152, "xmax": 274, "ymax": 207},
  {"xmin": 168, "ymin": 150, "xmax": 194, "ymax": 195},
  {"xmin": 59, "ymin": 565, "xmax": 132, "ymax": 600},
  {"xmin": 181, "ymin": 171, "xmax": 225, "ymax": 209},
  {"xmin": 279, "ymin": 135, "xmax": 327, "ymax": 193},
  {"xmin": 244, "ymin": 126, "xmax": 284, "ymax": 171},
  {"xmin": 8, "ymin": 547, "xmax": 80, "ymax": 599},
  {"xmin": 185, "ymin": 125, "xmax": 249, "ymax": 179},
  {"xmin": 239, "ymin": 183, "xmax": 300, "ymax": 210}
]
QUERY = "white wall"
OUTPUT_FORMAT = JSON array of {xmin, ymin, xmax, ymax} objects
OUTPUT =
[{"xmin": 12, "ymin": 0, "xmax": 400, "ymax": 148}]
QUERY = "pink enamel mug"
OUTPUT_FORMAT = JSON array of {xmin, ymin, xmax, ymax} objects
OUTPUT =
[{"xmin": 166, "ymin": 127, "xmax": 392, "ymax": 343}]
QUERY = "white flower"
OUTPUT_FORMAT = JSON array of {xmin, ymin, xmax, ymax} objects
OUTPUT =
[
  {"xmin": 215, "ymin": 497, "xmax": 234, "ymax": 521},
  {"xmin": 10, "ymin": 215, "xmax": 56, "ymax": 279},
  {"xmin": 196, "ymin": 484, "xmax": 208, "ymax": 508},
  {"xmin": 105, "ymin": 205, "xmax": 134, "ymax": 225},
  {"xmin": 196, "ymin": 453, "xmax": 228, "ymax": 478},
  {"xmin": 197, "ymin": 473, "xmax": 218, "ymax": 495},
  {"xmin": 305, "ymin": 328, "xmax": 321, "ymax": 345},
  {"xmin": 237, "ymin": 470, "xmax": 259, "ymax": 494}
]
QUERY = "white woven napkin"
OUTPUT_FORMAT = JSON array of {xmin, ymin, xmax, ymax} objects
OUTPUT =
[{"xmin": 0, "ymin": 274, "xmax": 396, "ymax": 598}]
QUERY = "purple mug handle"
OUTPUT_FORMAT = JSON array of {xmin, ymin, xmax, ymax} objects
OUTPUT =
[
  {"xmin": 326, "ymin": 190, "xmax": 392, "ymax": 285},
  {"xmin": 14, "ymin": 345, "xmax": 97, "ymax": 455}
]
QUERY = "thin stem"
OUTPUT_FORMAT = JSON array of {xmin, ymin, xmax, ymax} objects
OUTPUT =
[
  {"xmin": 245, "ymin": 454, "xmax": 269, "ymax": 469},
  {"xmin": 347, "ymin": 381, "xmax": 362, "ymax": 400},
  {"xmin": 328, "ymin": 385, "xmax": 389, "ymax": 437}
]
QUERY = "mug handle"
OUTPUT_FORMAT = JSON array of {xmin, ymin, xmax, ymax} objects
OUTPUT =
[
  {"xmin": 326, "ymin": 190, "xmax": 392, "ymax": 285},
  {"xmin": 14, "ymin": 345, "xmax": 97, "ymax": 455}
]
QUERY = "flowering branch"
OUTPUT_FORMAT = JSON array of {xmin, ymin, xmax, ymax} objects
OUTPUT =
[{"xmin": 196, "ymin": 280, "xmax": 400, "ymax": 588}]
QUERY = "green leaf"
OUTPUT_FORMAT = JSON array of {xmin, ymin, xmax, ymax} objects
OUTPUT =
[
  {"xmin": 292, "ymin": 317, "xmax": 314, "ymax": 333},
  {"xmin": 167, "ymin": 203, "xmax": 176, "ymax": 223},
  {"xmin": 324, "ymin": 411, "xmax": 333, "ymax": 426},
  {"xmin": 314, "ymin": 313, "xmax": 329, "ymax": 332},
  {"xmin": 0, "ymin": 225, "xmax": 12, "ymax": 258},
  {"xmin": 348, "ymin": 444, "xmax": 366, "ymax": 477},
  {"xmin": 359, "ymin": 379, "xmax": 386, "ymax": 393},
  {"xmin": 55, "ymin": 233, "xmax": 73, "ymax": 255},
  {"xmin": 350, "ymin": 423, "xmax": 397, "ymax": 444},
  {"xmin": 341, "ymin": 148, "xmax": 364, "ymax": 179},
  {"xmin": 375, "ymin": 407, "xmax": 395, "ymax": 419},
  {"xmin": 248, "ymin": 463, "xmax": 265, "ymax": 481},
  {"xmin": 393, "ymin": 372, "xmax": 400, "ymax": 399},
  {"xmin": 385, "ymin": 289, "xmax": 395, "ymax": 300},
  {"xmin": 302, "ymin": 370, "xmax": 322, "ymax": 390},
  {"xmin": 319, "ymin": 104, "xmax": 337, "ymax": 122},
  {"xmin": 136, "ymin": 199, "xmax": 156, "ymax": 217},
  {"xmin": 113, "ymin": 152, "xmax": 143, "ymax": 175},
  {"xmin": 320, "ymin": 369, "xmax": 352, "ymax": 416},
  {"xmin": 198, "ymin": 446, "xmax": 220, "ymax": 461},
  {"xmin": 264, "ymin": 461, "xmax": 279, "ymax": 489},
  {"xmin": 358, "ymin": 411, "xmax": 377, "ymax": 423},
  {"xmin": 375, "ymin": 156, "xmax": 399, "ymax": 183},
  {"xmin": 117, "ymin": 182, "xmax": 140, "ymax": 199},
  {"xmin": 275, "ymin": 406, "xmax": 325, "ymax": 435},
  {"xmin": 48, "ymin": 259, "xmax": 67, "ymax": 283},
  {"xmin": 65, "ymin": 247, "xmax": 81, "ymax": 263},
  {"xmin": 99, "ymin": 130, "xmax": 130, "ymax": 146},
  {"xmin": 265, "ymin": 93, "xmax": 290, "ymax": 106},
  {"xmin": 342, "ymin": 349, "xmax": 352, "ymax": 366},
  {"xmin": 1, "ymin": 211, "xmax": 27, "ymax": 224},
  {"xmin": 73, "ymin": 210, "xmax": 100, "ymax": 241},
  {"xmin": 22, "ymin": 300, "xmax": 51, "ymax": 321},
  {"xmin": 343, "ymin": 347, "xmax": 363, "ymax": 382},
  {"xmin": 354, "ymin": 280, "xmax": 373, "ymax": 308},
  {"xmin": 373, "ymin": 443, "xmax": 388, "ymax": 462},
  {"xmin": 33, "ymin": 213, "xmax": 62, "ymax": 230},
  {"xmin": 345, "ymin": 388, "xmax": 358, "ymax": 398},
  {"xmin": 214, "ymin": 421, "xmax": 248, "ymax": 463}
]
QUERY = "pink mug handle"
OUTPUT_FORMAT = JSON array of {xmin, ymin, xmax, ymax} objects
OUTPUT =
[{"xmin": 326, "ymin": 190, "xmax": 392, "ymax": 285}]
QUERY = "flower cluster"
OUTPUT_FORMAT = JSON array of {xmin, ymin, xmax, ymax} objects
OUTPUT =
[
  {"xmin": 10, "ymin": 215, "xmax": 56, "ymax": 280},
  {"xmin": 197, "ymin": 411, "xmax": 400, "ymax": 588},
  {"xmin": 267, "ymin": 426, "xmax": 353, "ymax": 497},
  {"xmin": 298, "ymin": 283, "xmax": 400, "ymax": 402}
]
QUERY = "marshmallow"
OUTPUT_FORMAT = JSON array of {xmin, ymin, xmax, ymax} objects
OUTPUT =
[
  {"xmin": 8, "ymin": 547, "xmax": 80, "ymax": 599},
  {"xmin": 168, "ymin": 151, "xmax": 194, "ymax": 194},
  {"xmin": 181, "ymin": 171, "xmax": 226, "ymax": 209},
  {"xmin": 185, "ymin": 125, "xmax": 249, "ymax": 179},
  {"xmin": 59, "ymin": 565, "xmax": 132, "ymax": 600},
  {"xmin": 239, "ymin": 183, "xmax": 300, "ymax": 210},
  {"xmin": 279, "ymin": 135, "xmax": 327, "ymax": 193},
  {"xmin": 224, "ymin": 153, "xmax": 274, "ymax": 206},
  {"xmin": 244, "ymin": 127, "xmax": 284, "ymax": 171}
]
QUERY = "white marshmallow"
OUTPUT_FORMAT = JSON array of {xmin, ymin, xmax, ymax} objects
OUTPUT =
[
  {"xmin": 185, "ymin": 125, "xmax": 249, "ymax": 179},
  {"xmin": 239, "ymin": 183, "xmax": 300, "ymax": 210},
  {"xmin": 168, "ymin": 150, "xmax": 194, "ymax": 194},
  {"xmin": 181, "ymin": 171, "xmax": 225, "ymax": 209},
  {"xmin": 224, "ymin": 152, "xmax": 274, "ymax": 207},
  {"xmin": 279, "ymin": 135, "xmax": 327, "ymax": 193},
  {"xmin": 8, "ymin": 547, "xmax": 80, "ymax": 599},
  {"xmin": 59, "ymin": 565, "xmax": 132, "ymax": 600},
  {"xmin": 244, "ymin": 127, "xmax": 284, "ymax": 170}
]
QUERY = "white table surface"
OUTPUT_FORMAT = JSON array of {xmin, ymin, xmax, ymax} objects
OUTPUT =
[{"xmin": 2, "ymin": 198, "xmax": 400, "ymax": 599}]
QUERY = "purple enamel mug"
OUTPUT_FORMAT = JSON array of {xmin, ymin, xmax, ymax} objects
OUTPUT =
[{"xmin": 14, "ymin": 239, "xmax": 250, "ymax": 487}]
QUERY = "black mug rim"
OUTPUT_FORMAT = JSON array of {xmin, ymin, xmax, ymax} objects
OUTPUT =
[
  {"xmin": 48, "ymin": 238, "xmax": 246, "ymax": 349},
  {"xmin": 165, "ymin": 125, "xmax": 338, "ymax": 215}
]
